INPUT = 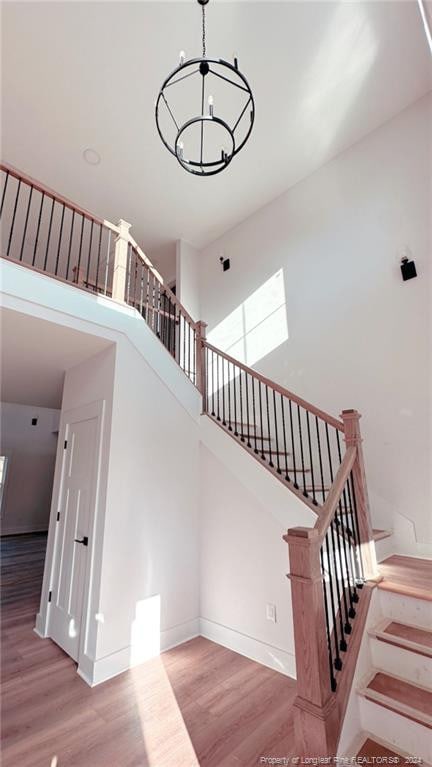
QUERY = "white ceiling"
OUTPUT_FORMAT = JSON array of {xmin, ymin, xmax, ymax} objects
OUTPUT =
[
  {"xmin": 0, "ymin": 309, "xmax": 112, "ymax": 408},
  {"xmin": 2, "ymin": 1, "xmax": 431, "ymax": 267}
]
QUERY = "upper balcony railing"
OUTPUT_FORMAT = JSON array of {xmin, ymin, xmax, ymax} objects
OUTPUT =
[{"xmin": 0, "ymin": 162, "xmax": 197, "ymax": 385}]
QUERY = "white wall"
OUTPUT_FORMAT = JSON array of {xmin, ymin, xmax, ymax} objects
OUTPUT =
[
  {"xmin": 92, "ymin": 334, "xmax": 201, "ymax": 680},
  {"xmin": 176, "ymin": 239, "xmax": 200, "ymax": 320},
  {"xmin": 0, "ymin": 402, "xmax": 59, "ymax": 534},
  {"xmin": 198, "ymin": 94, "xmax": 432, "ymax": 550}
]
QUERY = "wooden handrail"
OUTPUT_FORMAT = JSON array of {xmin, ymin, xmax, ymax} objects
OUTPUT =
[
  {"xmin": 203, "ymin": 340, "xmax": 344, "ymax": 431},
  {"xmin": 314, "ymin": 446, "xmax": 357, "ymax": 538},
  {"xmin": 0, "ymin": 162, "xmax": 120, "ymax": 233}
]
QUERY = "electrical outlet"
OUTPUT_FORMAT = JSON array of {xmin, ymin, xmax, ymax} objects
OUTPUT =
[{"xmin": 266, "ymin": 603, "xmax": 276, "ymax": 623}]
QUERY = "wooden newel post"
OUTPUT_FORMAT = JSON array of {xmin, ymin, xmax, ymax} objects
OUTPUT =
[
  {"xmin": 112, "ymin": 219, "xmax": 131, "ymax": 303},
  {"xmin": 195, "ymin": 321, "xmax": 207, "ymax": 403},
  {"xmin": 341, "ymin": 409, "xmax": 378, "ymax": 581},
  {"xmin": 284, "ymin": 526, "xmax": 338, "ymax": 757}
]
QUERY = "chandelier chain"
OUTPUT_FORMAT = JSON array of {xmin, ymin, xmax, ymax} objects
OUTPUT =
[{"xmin": 202, "ymin": 5, "xmax": 206, "ymax": 57}]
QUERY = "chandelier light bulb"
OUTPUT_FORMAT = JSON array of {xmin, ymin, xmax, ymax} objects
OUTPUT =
[
  {"xmin": 208, "ymin": 95, "xmax": 214, "ymax": 116},
  {"xmin": 177, "ymin": 141, "xmax": 184, "ymax": 159},
  {"xmin": 179, "ymin": 50, "xmax": 186, "ymax": 65}
]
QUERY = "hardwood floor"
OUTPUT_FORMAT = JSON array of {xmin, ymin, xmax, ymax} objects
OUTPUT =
[{"xmin": 1, "ymin": 534, "xmax": 297, "ymax": 767}]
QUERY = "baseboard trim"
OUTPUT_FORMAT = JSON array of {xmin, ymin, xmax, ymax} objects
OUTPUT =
[
  {"xmin": 199, "ymin": 617, "xmax": 296, "ymax": 679},
  {"xmin": 77, "ymin": 618, "xmax": 200, "ymax": 686}
]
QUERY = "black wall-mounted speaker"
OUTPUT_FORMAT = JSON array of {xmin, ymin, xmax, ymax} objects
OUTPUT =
[{"xmin": 400, "ymin": 258, "xmax": 417, "ymax": 282}]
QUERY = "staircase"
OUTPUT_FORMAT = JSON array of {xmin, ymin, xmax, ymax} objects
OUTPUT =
[
  {"xmin": 352, "ymin": 554, "xmax": 432, "ymax": 762},
  {"xmin": 1, "ymin": 162, "xmax": 430, "ymax": 760}
]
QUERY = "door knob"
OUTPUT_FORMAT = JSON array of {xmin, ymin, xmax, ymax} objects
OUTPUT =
[{"xmin": 74, "ymin": 536, "xmax": 89, "ymax": 546}]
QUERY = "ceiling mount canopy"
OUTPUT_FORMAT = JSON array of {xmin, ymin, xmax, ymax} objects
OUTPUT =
[{"xmin": 155, "ymin": 0, "xmax": 255, "ymax": 177}]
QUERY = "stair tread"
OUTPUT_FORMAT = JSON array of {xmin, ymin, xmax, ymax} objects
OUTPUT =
[
  {"xmin": 382, "ymin": 621, "xmax": 432, "ymax": 651},
  {"xmin": 357, "ymin": 737, "xmax": 406, "ymax": 759},
  {"xmin": 378, "ymin": 555, "xmax": 432, "ymax": 602},
  {"xmin": 373, "ymin": 528, "xmax": 392, "ymax": 541},
  {"xmin": 366, "ymin": 671, "xmax": 432, "ymax": 719}
]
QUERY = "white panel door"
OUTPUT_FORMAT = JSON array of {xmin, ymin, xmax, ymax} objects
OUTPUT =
[{"xmin": 49, "ymin": 413, "xmax": 98, "ymax": 661}]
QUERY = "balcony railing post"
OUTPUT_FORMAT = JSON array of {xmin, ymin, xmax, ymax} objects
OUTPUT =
[
  {"xmin": 341, "ymin": 409, "xmax": 378, "ymax": 581},
  {"xmin": 195, "ymin": 321, "xmax": 207, "ymax": 403},
  {"xmin": 284, "ymin": 526, "xmax": 339, "ymax": 757},
  {"xmin": 112, "ymin": 219, "xmax": 131, "ymax": 303}
]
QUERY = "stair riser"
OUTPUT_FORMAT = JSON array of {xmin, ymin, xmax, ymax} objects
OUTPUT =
[
  {"xmin": 370, "ymin": 638, "xmax": 432, "ymax": 688},
  {"xmin": 359, "ymin": 697, "xmax": 432, "ymax": 762},
  {"xmin": 379, "ymin": 590, "xmax": 432, "ymax": 630},
  {"xmin": 374, "ymin": 537, "xmax": 395, "ymax": 563}
]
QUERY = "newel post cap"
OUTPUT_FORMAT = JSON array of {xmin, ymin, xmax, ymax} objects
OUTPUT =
[
  {"xmin": 196, "ymin": 320, "xmax": 208, "ymax": 336},
  {"xmin": 117, "ymin": 219, "xmax": 132, "ymax": 238}
]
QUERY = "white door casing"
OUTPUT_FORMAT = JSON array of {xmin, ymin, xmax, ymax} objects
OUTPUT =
[{"xmin": 48, "ymin": 403, "xmax": 102, "ymax": 661}]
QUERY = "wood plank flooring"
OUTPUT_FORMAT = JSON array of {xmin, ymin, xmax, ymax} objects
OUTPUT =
[
  {"xmin": 1, "ymin": 533, "xmax": 297, "ymax": 767},
  {"xmin": 378, "ymin": 555, "xmax": 432, "ymax": 601}
]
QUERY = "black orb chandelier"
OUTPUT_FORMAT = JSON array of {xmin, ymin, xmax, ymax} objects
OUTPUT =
[{"xmin": 155, "ymin": 0, "xmax": 255, "ymax": 177}]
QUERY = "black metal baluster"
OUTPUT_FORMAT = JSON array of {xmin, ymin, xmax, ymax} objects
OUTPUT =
[
  {"xmin": 306, "ymin": 412, "xmax": 317, "ymax": 505},
  {"xmin": 85, "ymin": 219, "xmax": 94, "ymax": 287},
  {"xmin": 76, "ymin": 214, "xmax": 85, "ymax": 276},
  {"xmin": 252, "ymin": 377, "xmax": 258, "ymax": 453},
  {"xmin": 331, "ymin": 511, "xmax": 351, "ymax": 640},
  {"xmin": 316, "ymin": 417, "xmax": 326, "ymax": 504},
  {"xmin": 238, "ymin": 366, "xmax": 243, "ymax": 437},
  {"xmin": 242, "ymin": 372, "xmax": 251, "ymax": 447},
  {"xmin": 281, "ymin": 395, "xmax": 290, "ymax": 482},
  {"xmin": 227, "ymin": 361, "xmax": 232, "ymax": 430},
  {"xmin": 345, "ymin": 475, "xmax": 362, "ymax": 585},
  {"xmin": 125, "ymin": 246, "xmax": 132, "ymax": 303},
  {"xmin": 54, "ymin": 203, "xmax": 65, "ymax": 275},
  {"xmin": 320, "ymin": 546, "xmax": 337, "ymax": 692},
  {"xmin": 19, "ymin": 185, "xmax": 33, "ymax": 262},
  {"xmin": 211, "ymin": 350, "xmax": 215, "ymax": 416},
  {"xmin": 33, "ymin": 192, "xmax": 45, "ymax": 267},
  {"xmin": 289, "ymin": 400, "xmax": 298, "ymax": 488},
  {"xmin": 144, "ymin": 266, "xmax": 150, "ymax": 323},
  {"xmin": 265, "ymin": 386, "xmax": 273, "ymax": 467},
  {"xmin": 65, "ymin": 208, "xmax": 74, "ymax": 278},
  {"xmin": 187, "ymin": 318, "xmax": 191, "ymax": 378},
  {"xmin": 43, "ymin": 197, "xmax": 55, "ymax": 270},
  {"xmin": 325, "ymin": 424, "xmax": 352, "ymax": 633},
  {"xmin": 273, "ymin": 390, "xmax": 281, "ymax": 474},
  {"xmin": 233, "ymin": 363, "xmax": 238, "ymax": 435},
  {"xmin": 336, "ymin": 497, "xmax": 357, "ymax": 614},
  {"xmin": 104, "ymin": 230, "xmax": 111, "ymax": 294},
  {"xmin": 216, "ymin": 353, "xmax": 221, "ymax": 421},
  {"xmin": 222, "ymin": 358, "xmax": 226, "ymax": 425},
  {"xmin": 297, "ymin": 405, "xmax": 307, "ymax": 496},
  {"xmin": 348, "ymin": 474, "xmax": 365, "ymax": 583},
  {"xmin": 95, "ymin": 224, "xmax": 103, "ymax": 291},
  {"xmin": 259, "ymin": 382, "xmax": 265, "ymax": 458},
  {"xmin": 6, "ymin": 179, "xmax": 21, "ymax": 256},
  {"xmin": 325, "ymin": 424, "xmax": 334, "ymax": 496},
  {"xmin": 335, "ymin": 431, "xmax": 358, "ymax": 609},
  {"xmin": 324, "ymin": 532, "xmax": 343, "ymax": 670},
  {"xmin": 0, "ymin": 170, "xmax": 10, "ymax": 218},
  {"xmin": 166, "ymin": 296, "xmax": 172, "ymax": 347}
]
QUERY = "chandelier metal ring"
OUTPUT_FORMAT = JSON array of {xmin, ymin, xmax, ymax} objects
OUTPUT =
[
  {"xmin": 174, "ymin": 115, "xmax": 235, "ymax": 177},
  {"xmin": 155, "ymin": 0, "xmax": 255, "ymax": 177}
]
